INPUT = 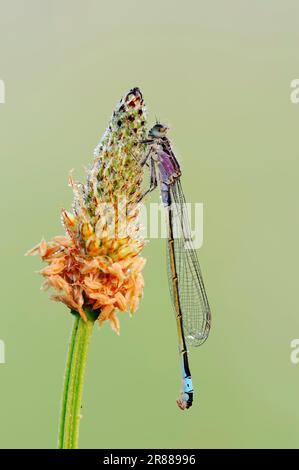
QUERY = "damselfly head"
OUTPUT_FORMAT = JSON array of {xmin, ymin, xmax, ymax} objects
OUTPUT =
[{"xmin": 148, "ymin": 123, "xmax": 169, "ymax": 139}]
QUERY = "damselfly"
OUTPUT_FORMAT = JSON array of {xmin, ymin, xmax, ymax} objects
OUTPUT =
[{"xmin": 139, "ymin": 123, "xmax": 211, "ymax": 410}]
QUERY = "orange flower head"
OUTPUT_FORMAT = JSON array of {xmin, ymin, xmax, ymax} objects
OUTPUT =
[{"xmin": 27, "ymin": 87, "xmax": 147, "ymax": 334}]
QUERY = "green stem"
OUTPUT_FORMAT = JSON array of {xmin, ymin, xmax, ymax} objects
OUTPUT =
[{"xmin": 58, "ymin": 310, "xmax": 95, "ymax": 449}]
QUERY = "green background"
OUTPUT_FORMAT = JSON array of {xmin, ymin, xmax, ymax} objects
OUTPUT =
[{"xmin": 1, "ymin": 0, "xmax": 299, "ymax": 449}]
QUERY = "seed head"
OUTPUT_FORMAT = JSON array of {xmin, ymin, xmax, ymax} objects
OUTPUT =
[{"xmin": 27, "ymin": 88, "xmax": 147, "ymax": 334}]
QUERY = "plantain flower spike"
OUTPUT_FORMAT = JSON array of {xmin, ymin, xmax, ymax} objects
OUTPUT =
[{"xmin": 27, "ymin": 87, "xmax": 147, "ymax": 334}]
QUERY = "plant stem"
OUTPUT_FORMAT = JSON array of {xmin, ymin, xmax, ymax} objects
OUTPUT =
[{"xmin": 58, "ymin": 310, "xmax": 95, "ymax": 449}]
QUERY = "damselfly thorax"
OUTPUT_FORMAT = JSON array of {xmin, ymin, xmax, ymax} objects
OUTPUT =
[{"xmin": 144, "ymin": 136, "xmax": 181, "ymax": 185}]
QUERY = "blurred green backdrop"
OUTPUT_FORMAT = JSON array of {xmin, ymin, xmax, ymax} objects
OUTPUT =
[{"xmin": 1, "ymin": 0, "xmax": 299, "ymax": 449}]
